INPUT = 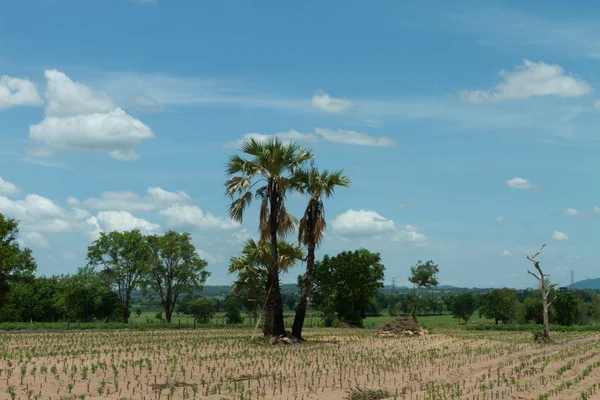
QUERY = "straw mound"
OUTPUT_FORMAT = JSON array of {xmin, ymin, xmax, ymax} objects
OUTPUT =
[{"xmin": 376, "ymin": 316, "xmax": 428, "ymax": 337}]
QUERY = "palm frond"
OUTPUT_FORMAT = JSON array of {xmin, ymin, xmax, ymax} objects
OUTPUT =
[{"xmin": 278, "ymin": 204, "xmax": 298, "ymax": 238}]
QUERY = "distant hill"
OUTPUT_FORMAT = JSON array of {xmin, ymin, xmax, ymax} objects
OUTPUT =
[{"xmin": 567, "ymin": 278, "xmax": 600, "ymax": 290}]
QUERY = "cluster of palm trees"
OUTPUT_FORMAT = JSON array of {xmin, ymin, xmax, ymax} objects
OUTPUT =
[{"xmin": 225, "ymin": 138, "xmax": 350, "ymax": 339}]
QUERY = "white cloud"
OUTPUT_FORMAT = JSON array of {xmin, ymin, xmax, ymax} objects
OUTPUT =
[
  {"xmin": 44, "ymin": 70, "xmax": 115, "ymax": 117},
  {"xmin": 160, "ymin": 204, "xmax": 238, "ymax": 230},
  {"xmin": 460, "ymin": 60, "xmax": 591, "ymax": 104},
  {"xmin": 28, "ymin": 70, "xmax": 154, "ymax": 160},
  {"xmin": 552, "ymin": 230, "xmax": 569, "ymax": 241},
  {"xmin": 19, "ymin": 232, "xmax": 50, "ymax": 249},
  {"xmin": 0, "ymin": 75, "xmax": 43, "ymax": 110},
  {"xmin": 593, "ymin": 206, "xmax": 600, "ymax": 215},
  {"xmin": 28, "ymin": 108, "xmax": 155, "ymax": 160},
  {"xmin": 332, "ymin": 209, "xmax": 397, "ymax": 237},
  {"xmin": 594, "ymin": 100, "xmax": 600, "ymax": 111},
  {"xmin": 70, "ymin": 187, "xmax": 193, "ymax": 211},
  {"xmin": 314, "ymin": 128, "xmax": 396, "ymax": 147},
  {"xmin": 223, "ymin": 130, "xmax": 319, "ymax": 148},
  {"xmin": 501, "ymin": 250, "xmax": 512, "ymax": 257},
  {"xmin": 505, "ymin": 177, "xmax": 540, "ymax": 190},
  {"xmin": 0, "ymin": 177, "xmax": 21, "ymax": 196},
  {"xmin": 311, "ymin": 90, "xmax": 352, "ymax": 113},
  {"xmin": 225, "ymin": 128, "xmax": 394, "ymax": 148},
  {"xmin": 391, "ymin": 224, "xmax": 428, "ymax": 245},
  {"xmin": 63, "ymin": 252, "xmax": 76, "ymax": 261},
  {"xmin": 493, "ymin": 216, "xmax": 504, "ymax": 224},
  {"xmin": 564, "ymin": 208, "xmax": 583, "ymax": 216},
  {"xmin": 129, "ymin": 92, "xmax": 163, "ymax": 112},
  {"xmin": 88, "ymin": 211, "xmax": 160, "ymax": 236}
]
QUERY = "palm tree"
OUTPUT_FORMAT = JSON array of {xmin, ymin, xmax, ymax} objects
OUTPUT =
[
  {"xmin": 291, "ymin": 165, "xmax": 350, "ymax": 340},
  {"xmin": 225, "ymin": 138, "xmax": 313, "ymax": 336},
  {"xmin": 229, "ymin": 238, "xmax": 305, "ymax": 327}
]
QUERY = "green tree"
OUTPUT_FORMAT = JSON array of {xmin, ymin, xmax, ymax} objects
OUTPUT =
[
  {"xmin": 229, "ymin": 238, "xmax": 304, "ymax": 329},
  {"xmin": 478, "ymin": 288, "xmax": 518, "ymax": 325},
  {"xmin": 188, "ymin": 297, "xmax": 217, "ymax": 323},
  {"xmin": 145, "ymin": 231, "xmax": 210, "ymax": 323},
  {"xmin": 450, "ymin": 293, "xmax": 475, "ymax": 324},
  {"xmin": 408, "ymin": 260, "xmax": 439, "ymax": 322},
  {"xmin": 87, "ymin": 229, "xmax": 151, "ymax": 323},
  {"xmin": 223, "ymin": 296, "xmax": 244, "ymax": 324},
  {"xmin": 311, "ymin": 249, "xmax": 385, "ymax": 327},
  {"xmin": 553, "ymin": 291, "xmax": 577, "ymax": 326},
  {"xmin": 0, "ymin": 214, "xmax": 36, "ymax": 305},
  {"xmin": 520, "ymin": 297, "xmax": 544, "ymax": 324},
  {"xmin": 225, "ymin": 137, "xmax": 313, "ymax": 336},
  {"xmin": 291, "ymin": 165, "xmax": 350, "ymax": 339}
]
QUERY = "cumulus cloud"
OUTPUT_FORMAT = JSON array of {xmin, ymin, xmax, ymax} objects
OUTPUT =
[
  {"xmin": 460, "ymin": 60, "xmax": 591, "ymax": 104},
  {"xmin": 505, "ymin": 177, "xmax": 540, "ymax": 190},
  {"xmin": 87, "ymin": 211, "xmax": 161, "ymax": 236},
  {"xmin": 0, "ymin": 75, "xmax": 43, "ymax": 110},
  {"xmin": 0, "ymin": 177, "xmax": 21, "ymax": 196},
  {"xmin": 311, "ymin": 90, "xmax": 352, "ymax": 113},
  {"xmin": 331, "ymin": 209, "xmax": 428, "ymax": 245},
  {"xmin": 129, "ymin": 92, "xmax": 163, "ymax": 112},
  {"xmin": 19, "ymin": 232, "xmax": 50, "ymax": 249},
  {"xmin": 564, "ymin": 208, "xmax": 583, "ymax": 216},
  {"xmin": 69, "ymin": 187, "xmax": 193, "ymax": 211},
  {"xmin": 27, "ymin": 70, "xmax": 154, "ymax": 160},
  {"xmin": 493, "ymin": 216, "xmax": 505, "ymax": 224},
  {"xmin": 552, "ymin": 230, "xmax": 569, "ymax": 241},
  {"xmin": 501, "ymin": 250, "xmax": 512, "ymax": 257},
  {"xmin": 160, "ymin": 204, "xmax": 238, "ymax": 230},
  {"xmin": 225, "ymin": 128, "xmax": 394, "ymax": 148}
]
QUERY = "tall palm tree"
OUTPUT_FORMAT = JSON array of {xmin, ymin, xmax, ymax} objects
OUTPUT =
[
  {"xmin": 225, "ymin": 138, "xmax": 313, "ymax": 336},
  {"xmin": 291, "ymin": 165, "xmax": 350, "ymax": 339},
  {"xmin": 229, "ymin": 238, "xmax": 305, "ymax": 326}
]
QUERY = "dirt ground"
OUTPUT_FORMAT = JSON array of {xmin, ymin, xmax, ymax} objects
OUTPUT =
[{"xmin": 0, "ymin": 328, "xmax": 599, "ymax": 400}]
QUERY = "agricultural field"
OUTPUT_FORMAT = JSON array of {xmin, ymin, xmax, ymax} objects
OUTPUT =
[{"xmin": 2, "ymin": 328, "xmax": 600, "ymax": 400}]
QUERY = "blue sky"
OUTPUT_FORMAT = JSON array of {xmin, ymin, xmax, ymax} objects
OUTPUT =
[{"xmin": 1, "ymin": 0, "xmax": 599, "ymax": 288}]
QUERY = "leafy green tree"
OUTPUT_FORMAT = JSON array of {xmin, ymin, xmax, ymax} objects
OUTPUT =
[
  {"xmin": 292, "ymin": 165, "xmax": 350, "ymax": 339},
  {"xmin": 87, "ymin": 229, "xmax": 152, "ymax": 322},
  {"xmin": 284, "ymin": 293, "xmax": 298, "ymax": 311},
  {"xmin": 478, "ymin": 288, "xmax": 518, "ymax": 325},
  {"xmin": 408, "ymin": 260, "xmax": 439, "ymax": 321},
  {"xmin": 387, "ymin": 300, "xmax": 399, "ymax": 317},
  {"xmin": 223, "ymin": 296, "xmax": 244, "ymax": 324},
  {"xmin": 520, "ymin": 297, "xmax": 544, "ymax": 324},
  {"xmin": 311, "ymin": 249, "xmax": 385, "ymax": 327},
  {"xmin": 229, "ymin": 238, "xmax": 304, "ymax": 328},
  {"xmin": 553, "ymin": 291, "xmax": 577, "ymax": 326},
  {"xmin": 0, "ymin": 214, "xmax": 36, "ymax": 305},
  {"xmin": 450, "ymin": 293, "xmax": 475, "ymax": 324},
  {"xmin": 145, "ymin": 231, "xmax": 210, "ymax": 323},
  {"xmin": 188, "ymin": 297, "xmax": 217, "ymax": 323},
  {"xmin": 225, "ymin": 137, "xmax": 313, "ymax": 336}
]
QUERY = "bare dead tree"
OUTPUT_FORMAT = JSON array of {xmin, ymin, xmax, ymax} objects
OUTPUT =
[{"xmin": 526, "ymin": 244, "xmax": 557, "ymax": 341}]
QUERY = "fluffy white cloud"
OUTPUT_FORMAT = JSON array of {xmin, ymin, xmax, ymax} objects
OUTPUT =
[
  {"xmin": 391, "ymin": 224, "xmax": 428, "ymax": 245},
  {"xmin": 70, "ymin": 187, "xmax": 192, "ymax": 211},
  {"xmin": 493, "ymin": 216, "xmax": 505, "ymax": 224},
  {"xmin": 314, "ymin": 128, "xmax": 396, "ymax": 147},
  {"xmin": 552, "ymin": 230, "xmax": 569, "ymax": 241},
  {"xmin": 332, "ymin": 209, "xmax": 428, "ymax": 245},
  {"xmin": 87, "ymin": 211, "xmax": 160, "ymax": 235},
  {"xmin": 0, "ymin": 75, "xmax": 43, "ymax": 110},
  {"xmin": 28, "ymin": 70, "xmax": 154, "ymax": 160},
  {"xmin": 0, "ymin": 177, "xmax": 21, "ymax": 196},
  {"xmin": 160, "ymin": 204, "xmax": 238, "ymax": 230},
  {"xmin": 505, "ymin": 177, "xmax": 540, "ymax": 190},
  {"xmin": 312, "ymin": 90, "xmax": 352, "ymax": 113},
  {"xmin": 19, "ymin": 232, "xmax": 50, "ymax": 249},
  {"xmin": 501, "ymin": 250, "xmax": 512, "ymax": 257},
  {"xmin": 44, "ymin": 70, "xmax": 115, "ymax": 117},
  {"xmin": 332, "ymin": 209, "xmax": 396, "ymax": 237},
  {"xmin": 564, "ymin": 208, "xmax": 583, "ymax": 216},
  {"xmin": 223, "ymin": 130, "xmax": 319, "ymax": 148},
  {"xmin": 460, "ymin": 60, "xmax": 591, "ymax": 104},
  {"xmin": 226, "ymin": 128, "xmax": 394, "ymax": 148},
  {"xmin": 594, "ymin": 100, "xmax": 600, "ymax": 111}
]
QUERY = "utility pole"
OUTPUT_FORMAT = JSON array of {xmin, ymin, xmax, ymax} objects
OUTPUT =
[{"xmin": 570, "ymin": 270, "xmax": 575, "ymax": 286}]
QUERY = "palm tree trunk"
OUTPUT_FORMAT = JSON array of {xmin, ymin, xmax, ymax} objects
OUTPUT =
[
  {"xmin": 264, "ymin": 186, "xmax": 286, "ymax": 337},
  {"xmin": 292, "ymin": 240, "xmax": 315, "ymax": 340}
]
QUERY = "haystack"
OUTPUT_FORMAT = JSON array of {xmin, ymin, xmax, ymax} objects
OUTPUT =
[{"xmin": 376, "ymin": 316, "xmax": 428, "ymax": 337}]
